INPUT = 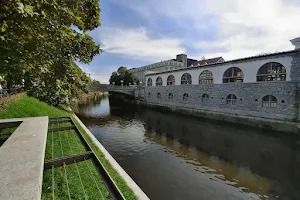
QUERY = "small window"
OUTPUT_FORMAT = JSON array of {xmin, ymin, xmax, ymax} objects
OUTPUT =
[
  {"xmin": 168, "ymin": 93, "xmax": 173, "ymax": 100},
  {"xmin": 157, "ymin": 93, "xmax": 161, "ymax": 99},
  {"xmin": 181, "ymin": 73, "xmax": 192, "ymax": 85},
  {"xmin": 183, "ymin": 93, "xmax": 189, "ymax": 101},
  {"xmin": 223, "ymin": 67, "xmax": 243, "ymax": 83},
  {"xmin": 202, "ymin": 93, "xmax": 209, "ymax": 103},
  {"xmin": 148, "ymin": 92, "xmax": 151, "ymax": 98},
  {"xmin": 262, "ymin": 95, "xmax": 277, "ymax": 108},
  {"xmin": 167, "ymin": 75, "xmax": 175, "ymax": 85},
  {"xmin": 156, "ymin": 77, "xmax": 163, "ymax": 86},
  {"xmin": 199, "ymin": 70, "xmax": 213, "ymax": 84},
  {"xmin": 147, "ymin": 78, "xmax": 153, "ymax": 86},
  {"xmin": 226, "ymin": 94, "xmax": 237, "ymax": 105},
  {"xmin": 257, "ymin": 62, "xmax": 286, "ymax": 82}
]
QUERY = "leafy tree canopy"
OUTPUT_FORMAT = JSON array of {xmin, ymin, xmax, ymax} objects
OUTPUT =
[
  {"xmin": 109, "ymin": 66, "xmax": 138, "ymax": 86},
  {"xmin": 0, "ymin": 0, "xmax": 101, "ymax": 106},
  {"xmin": 91, "ymin": 79, "xmax": 101, "ymax": 87}
]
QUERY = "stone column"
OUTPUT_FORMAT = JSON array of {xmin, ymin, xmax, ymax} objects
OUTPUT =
[
  {"xmin": 290, "ymin": 37, "xmax": 300, "ymax": 81},
  {"xmin": 290, "ymin": 37, "xmax": 300, "ymax": 120}
]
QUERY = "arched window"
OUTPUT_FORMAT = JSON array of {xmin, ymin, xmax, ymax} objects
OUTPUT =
[
  {"xmin": 147, "ymin": 78, "xmax": 153, "ymax": 86},
  {"xmin": 257, "ymin": 62, "xmax": 286, "ymax": 81},
  {"xmin": 148, "ymin": 92, "xmax": 151, "ymax": 98},
  {"xmin": 157, "ymin": 92, "xmax": 161, "ymax": 99},
  {"xmin": 199, "ymin": 70, "xmax": 213, "ymax": 84},
  {"xmin": 226, "ymin": 94, "xmax": 237, "ymax": 105},
  {"xmin": 181, "ymin": 73, "xmax": 192, "ymax": 85},
  {"xmin": 262, "ymin": 95, "xmax": 277, "ymax": 108},
  {"xmin": 156, "ymin": 76, "xmax": 163, "ymax": 86},
  {"xmin": 183, "ymin": 93, "xmax": 189, "ymax": 101},
  {"xmin": 223, "ymin": 67, "xmax": 243, "ymax": 83},
  {"xmin": 167, "ymin": 75, "xmax": 175, "ymax": 85},
  {"xmin": 168, "ymin": 93, "xmax": 173, "ymax": 100},
  {"xmin": 202, "ymin": 93, "xmax": 209, "ymax": 103}
]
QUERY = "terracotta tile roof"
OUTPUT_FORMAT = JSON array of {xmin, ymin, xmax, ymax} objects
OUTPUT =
[{"xmin": 190, "ymin": 57, "xmax": 224, "ymax": 67}]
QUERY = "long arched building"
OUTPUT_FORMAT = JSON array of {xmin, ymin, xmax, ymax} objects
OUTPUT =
[{"xmin": 140, "ymin": 37, "xmax": 300, "ymax": 124}]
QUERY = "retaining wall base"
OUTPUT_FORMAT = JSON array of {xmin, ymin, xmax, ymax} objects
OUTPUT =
[{"xmin": 135, "ymin": 100, "xmax": 300, "ymax": 135}]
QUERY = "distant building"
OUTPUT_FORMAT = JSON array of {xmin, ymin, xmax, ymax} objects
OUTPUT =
[
  {"xmin": 130, "ymin": 54, "xmax": 223, "ymax": 85},
  {"xmin": 189, "ymin": 57, "xmax": 224, "ymax": 67}
]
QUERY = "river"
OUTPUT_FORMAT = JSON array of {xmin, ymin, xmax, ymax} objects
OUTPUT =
[{"xmin": 76, "ymin": 96, "xmax": 300, "ymax": 200}]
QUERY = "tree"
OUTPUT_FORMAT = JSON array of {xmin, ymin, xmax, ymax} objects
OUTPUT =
[
  {"xmin": 28, "ymin": 61, "xmax": 91, "ymax": 106},
  {"xmin": 91, "ymin": 79, "xmax": 101, "ymax": 87},
  {"xmin": 0, "ymin": 0, "xmax": 101, "ymax": 106},
  {"xmin": 109, "ymin": 66, "xmax": 138, "ymax": 86}
]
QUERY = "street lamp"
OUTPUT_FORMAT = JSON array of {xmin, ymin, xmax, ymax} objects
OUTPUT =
[
  {"xmin": 112, "ymin": 82, "xmax": 115, "ymax": 85},
  {"xmin": 140, "ymin": 81, "xmax": 142, "ymax": 86},
  {"xmin": 121, "ymin": 80, "xmax": 124, "ymax": 88}
]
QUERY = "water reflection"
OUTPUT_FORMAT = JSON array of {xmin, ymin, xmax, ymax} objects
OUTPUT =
[
  {"xmin": 77, "ymin": 96, "xmax": 300, "ymax": 200},
  {"xmin": 77, "ymin": 96, "xmax": 111, "ymax": 118}
]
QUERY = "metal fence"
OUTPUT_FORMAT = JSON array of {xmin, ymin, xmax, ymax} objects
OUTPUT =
[{"xmin": 0, "ymin": 89, "xmax": 9, "ymax": 98}]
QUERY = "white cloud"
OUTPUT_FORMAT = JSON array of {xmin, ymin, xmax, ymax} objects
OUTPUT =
[
  {"xmin": 76, "ymin": 62, "xmax": 113, "ymax": 83},
  {"xmin": 111, "ymin": 0, "xmax": 211, "ymax": 32},
  {"xmin": 112, "ymin": 0, "xmax": 300, "ymax": 60},
  {"xmin": 194, "ymin": 0, "xmax": 300, "ymax": 60},
  {"xmin": 92, "ymin": 74, "xmax": 110, "ymax": 84},
  {"xmin": 98, "ymin": 27, "xmax": 186, "ymax": 61}
]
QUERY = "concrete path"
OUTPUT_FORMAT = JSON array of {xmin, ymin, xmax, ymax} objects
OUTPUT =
[{"xmin": 0, "ymin": 117, "xmax": 48, "ymax": 200}]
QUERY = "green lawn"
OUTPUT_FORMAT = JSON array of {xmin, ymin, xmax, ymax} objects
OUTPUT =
[
  {"xmin": 0, "ymin": 95, "xmax": 137, "ymax": 200},
  {"xmin": 0, "ymin": 96, "xmax": 67, "ymax": 119},
  {"xmin": 43, "ymin": 122, "xmax": 111, "ymax": 200}
]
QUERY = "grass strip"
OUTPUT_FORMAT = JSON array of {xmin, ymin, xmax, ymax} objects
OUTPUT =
[
  {"xmin": 48, "ymin": 122, "xmax": 73, "ymax": 128},
  {"xmin": 42, "ymin": 128, "xmax": 112, "ymax": 199},
  {"xmin": 0, "ymin": 127, "xmax": 17, "ymax": 146},
  {"xmin": 71, "ymin": 116, "xmax": 137, "ymax": 200}
]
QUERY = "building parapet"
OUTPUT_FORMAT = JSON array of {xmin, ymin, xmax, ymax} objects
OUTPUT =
[
  {"xmin": 131, "ymin": 60, "xmax": 184, "ymax": 72},
  {"xmin": 145, "ymin": 50, "xmax": 299, "ymax": 76}
]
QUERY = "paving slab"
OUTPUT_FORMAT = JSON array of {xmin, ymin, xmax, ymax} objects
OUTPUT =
[{"xmin": 0, "ymin": 117, "xmax": 48, "ymax": 200}]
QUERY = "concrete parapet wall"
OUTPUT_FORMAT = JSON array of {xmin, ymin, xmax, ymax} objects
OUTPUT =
[{"xmin": 0, "ymin": 117, "xmax": 49, "ymax": 200}]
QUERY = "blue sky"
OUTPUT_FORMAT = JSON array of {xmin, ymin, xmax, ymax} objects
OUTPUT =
[{"xmin": 78, "ymin": 0, "xmax": 300, "ymax": 83}]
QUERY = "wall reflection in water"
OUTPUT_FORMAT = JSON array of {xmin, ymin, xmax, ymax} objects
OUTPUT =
[{"xmin": 78, "ymin": 97, "xmax": 300, "ymax": 200}]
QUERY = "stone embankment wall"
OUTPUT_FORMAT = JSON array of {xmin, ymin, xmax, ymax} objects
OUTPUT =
[{"xmin": 144, "ymin": 82, "xmax": 298, "ymax": 121}]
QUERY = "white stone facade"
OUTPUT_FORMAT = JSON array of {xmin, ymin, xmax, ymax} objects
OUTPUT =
[
  {"xmin": 131, "ymin": 59, "xmax": 184, "ymax": 85},
  {"xmin": 145, "ymin": 55, "xmax": 293, "ymax": 86}
]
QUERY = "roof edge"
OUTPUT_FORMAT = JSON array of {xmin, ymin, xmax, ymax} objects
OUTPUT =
[{"xmin": 145, "ymin": 49, "xmax": 299, "ymax": 76}]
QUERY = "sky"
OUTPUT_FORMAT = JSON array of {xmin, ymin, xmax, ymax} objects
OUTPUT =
[{"xmin": 78, "ymin": 0, "xmax": 300, "ymax": 83}]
